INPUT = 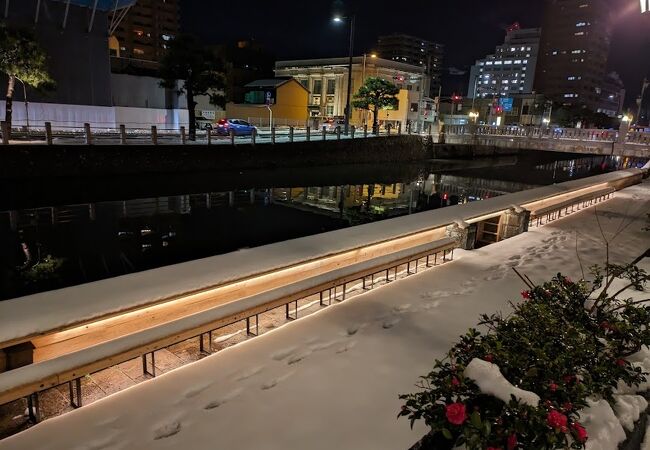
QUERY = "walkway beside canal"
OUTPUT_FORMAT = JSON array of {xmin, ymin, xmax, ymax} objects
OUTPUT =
[{"xmin": 0, "ymin": 179, "xmax": 648, "ymax": 449}]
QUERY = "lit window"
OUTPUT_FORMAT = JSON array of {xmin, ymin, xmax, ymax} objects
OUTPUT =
[
  {"xmin": 133, "ymin": 48, "xmax": 145, "ymax": 55},
  {"xmin": 494, "ymin": 61, "xmax": 503, "ymax": 65},
  {"xmin": 504, "ymin": 60, "xmax": 513, "ymax": 65},
  {"xmin": 514, "ymin": 59, "xmax": 522, "ymax": 64},
  {"xmin": 576, "ymin": 22, "xmax": 586, "ymax": 26},
  {"xmin": 486, "ymin": 61, "xmax": 493, "ymax": 65},
  {"xmin": 575, "ymin": 31, "xmax": 585, "ymax": 36}
]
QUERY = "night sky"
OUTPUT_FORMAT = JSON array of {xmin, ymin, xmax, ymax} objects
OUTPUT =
[{"xmin": 181, "ymin": 0, "xmax": 650, "ymax": 105}]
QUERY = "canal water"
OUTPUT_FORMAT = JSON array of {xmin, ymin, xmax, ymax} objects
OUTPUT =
[{"xmin": 0, "ymin": 151, "xmax": 645, "ymax": 300}]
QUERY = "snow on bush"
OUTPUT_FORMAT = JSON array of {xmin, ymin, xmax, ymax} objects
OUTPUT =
[
  {"xmin": 463, "ymin": 358, "xmax": 540, "ymax": 407},
  {"xmin": 399, "ymin": 258, "xmax": 649, "ymax": 450}
]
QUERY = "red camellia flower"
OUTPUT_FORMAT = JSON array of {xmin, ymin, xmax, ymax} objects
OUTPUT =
[
  {"xmin": 507, "ymin": 433, "xmax": 517, "ymax": 450},
  {"xmin": 616, "ymin": 359, "xmax": 626, "ymax": 367},
  {"xmin": 520, "ymin": 290, "xmax": 530, "ymax": 299},
  {"xmin": 445, "ymin": 403, "xmax": 467, "ymax": 425},
  {"xmin": 451, "ymin": 377, "xmax": 460, "ymax": 387},
  {"xmin": 484, "ymin": 354, "xmax": 494, "ymax": 363},
  {"xmin": 563, "ymin": 375, "xmax": 574, "ymax": 384},
  {"xmin": 547, "ymin": 410, "xmax": 568, "ymax": 429},
  {"xmin": 549, "ymin": 383, "xmax": 558, "ymax": 392},
  {"xmin": 562, "ymin": 402, "xmax": 573, "ymax": 412},
  {"xmin": 572, "ymin": 422, "xmax": 588, "ymax": 442},
  {"xmin": 486, "ymin": 447, "xmax": 502, "ymax": 450},
  {"xmin": 599, "ymin": 321, "xmax": 611, "ymax": 330},
  {"xmin": 560, "ymin": 426, "xmax": 568, "ymax": 434}
]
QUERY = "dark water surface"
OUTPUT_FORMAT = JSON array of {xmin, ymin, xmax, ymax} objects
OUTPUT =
[{"xmin": 0, "ymin": 151, "xmax": 645, "ymax": 300}]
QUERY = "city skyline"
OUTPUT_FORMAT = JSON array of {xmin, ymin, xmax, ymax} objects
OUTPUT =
[{"xmin": 182, "ymin": 0, "xmax": 650, "ymax": 105}]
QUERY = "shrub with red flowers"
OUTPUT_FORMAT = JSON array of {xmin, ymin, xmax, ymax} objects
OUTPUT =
[{"xmin": 399, "ymin": 260, "xmax": 649, "ymax": 450}]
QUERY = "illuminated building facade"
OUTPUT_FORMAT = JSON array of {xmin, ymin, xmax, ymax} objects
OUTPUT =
[
  {"xmin": 467, "ymin": 25, "xmax": 541, "ymax": 99},
  {"xmin": 534, "ymin": 0, "xmax": 613, "ymax": 111}
]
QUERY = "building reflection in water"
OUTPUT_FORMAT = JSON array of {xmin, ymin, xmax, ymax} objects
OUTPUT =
[{"xmin": 0, "ymin": 153, "xmax": 645, "ymax": 300}]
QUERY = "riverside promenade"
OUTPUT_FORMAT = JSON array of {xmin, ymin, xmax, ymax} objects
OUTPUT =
[{"xmin": 0, "ymin": 176, "xmax": 648, "ymax": 449}]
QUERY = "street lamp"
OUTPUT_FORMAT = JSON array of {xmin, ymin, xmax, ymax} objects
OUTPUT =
[
  {"xmin": 333, "ymin": 14, "xmax": 355, "ymax": 135},
  {"xmin": 361, "ymin": 53, "xmax": 376, "ymax": 126},
  {"xmin": 14, "ymin": 76, "xmax": 29, "ymax": 132},
  {"xmin": 469, "ymin": 111, "xmax": 479, "ymax": 123}
]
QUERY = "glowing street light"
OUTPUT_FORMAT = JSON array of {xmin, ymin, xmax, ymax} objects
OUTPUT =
[
  {"xmin": 622, "ymin": 114, "xmax": 633, "ymax": 123},
  {"xmin": 333, "ymin": 13, "xmax": 356, "ymax": 136},
  {"xmin": 468, "ymin": 111, "xmax": 479, "ymax": 122}
]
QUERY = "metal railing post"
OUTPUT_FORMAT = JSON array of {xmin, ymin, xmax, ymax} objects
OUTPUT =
[
  {"xmin": 387, "ymin": 124, "xmax": 392, "ymax": 136},
  {"xmin": 230, "ymin": 129, "xmax": 235, "ymax": 145},
  {"xmin": 289, "ymin": 126, "xmax": 294, "ymax": 142},
  {"xmin": 336, "ymin": 126, "xmax": 341, "ymax": 140},
  {"xmin": 251, "ymin": 127, "xmax": 256, "ymax": 145},
  {"xmin": 271, "ymin": 126, "xmax": 276, "ymax": 144},
  {"xmin": 151, "ymin": 125, "xmax": 158, "ymax": 145},
  {"xmin": 45, "ymin": 122, "xmax": 53, "ymax": 145},
  {"xmin": 180, "ymin": 126, "xmax": 186, "ymax": 145},
  {"xmin": 322, "ymin": 126, "xmax": 327, "ymax": 141},
  {"xmin": 1, "ymin": 121, "xmax": 8, "ymax": 145},
  {"xmin": 351, "ymin": 125, "xmax": 355, "ymax": 139},
  {"xmin": 119, "ymin": 124, "xmax": 126, "ymax": 145},
  {"xmin": 306, "ymin": 126, "xmax": 310, "ymax": 141},
  {"xmin": 84, "ymin": 123, "xmax": 92, "ymax": 145},
  {"xmin": 364, "ymin": 124, "xmax": 368, "ymax": 138},
  {"xmin": 398, "ymin": 122, "xmax": 402, "ymax": 135},
  {"xmin": 207, "ymin": 128, "xmax": 212, "ymax": 145}
]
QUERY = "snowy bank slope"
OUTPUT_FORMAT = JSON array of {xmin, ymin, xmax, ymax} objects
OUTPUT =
[
  {"xmin": 0, "ymin": 169, "xmax": 642, "ymax": 345},
  {"xmin": 0, "ymin": 181, "xmax": 648, "ymax": 450}
]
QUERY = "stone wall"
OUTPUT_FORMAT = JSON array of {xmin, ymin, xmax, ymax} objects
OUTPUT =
[{"xmin": 0, "ymin": 137, "xmax": 517, "ymax": 179}]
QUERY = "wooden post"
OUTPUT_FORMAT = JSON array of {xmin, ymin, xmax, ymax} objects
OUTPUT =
[
  {"xmin": 151, "ymin": 126, "xmax": 158, "ymax": 145},
  {"xmin": 84, "ymin": 123, "xmax": 92, "ymax": 145},
  {"xmin": 180, "ymin": 126, "xmax": 186, "ymax": 145},
  {"xmin": 119, "ymin": 124, "xmax": 126, "ymax": 145},
  {"xmin": 306, "ymin": 126, "xmax": 310, "ymax": 141},
  {"xmin": 45, "ymin": 122, "xmax": 53, "ymax": 145},
  {"xmin": 1, "ymin": 121, "xmax": 8, "ymax": 145},
  {"xmin": 271, "ymin": 126, "xmax": 276, "ymax": 144},
  {"xmin": 289, "ymin": 126, "xmax": 294, "ymax": 142}
]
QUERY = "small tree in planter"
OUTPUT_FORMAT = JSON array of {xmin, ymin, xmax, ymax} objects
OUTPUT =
[{"xmin": 399, "ymin": 261, "xmax": 649, "ymax": 449}]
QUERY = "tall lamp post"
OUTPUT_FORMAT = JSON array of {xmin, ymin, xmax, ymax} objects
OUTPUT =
[
  {"xmin": 333, "ymin": 14, "xmax": 355, "ymax": 135},
  {"xmin": 14, "ymin": 76, "xmax": 29, "ymax": 132}
]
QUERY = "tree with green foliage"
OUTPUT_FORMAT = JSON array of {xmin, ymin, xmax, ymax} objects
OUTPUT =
[
  {"xmin": 352, "ymin": 77, "xmax": 399, "ymax": 133},
  {"xmin": 0, "ymin": 25, "xmax": 53, "ymax": 137},
  {"xmin": 159, "ymin": 34, "xmax": 225, "ymax": 140}
]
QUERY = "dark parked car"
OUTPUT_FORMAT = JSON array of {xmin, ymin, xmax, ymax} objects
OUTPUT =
[{"xmin": 215, "ymin": 119, "xmax": 257, "ymax": 136}]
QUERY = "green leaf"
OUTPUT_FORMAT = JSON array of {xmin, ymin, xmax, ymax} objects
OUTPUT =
[
  {"xmin": 442, "ymin": 428, "xmax": 453, "ymax": 440},
  {"xmin": 470, "ymin": 411, "xmax": 482, "ymax": 428}
]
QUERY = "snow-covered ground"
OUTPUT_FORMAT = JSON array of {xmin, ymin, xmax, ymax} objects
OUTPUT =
[{"xmin": 0, "ymin": 180, "xmax": 648, "ymax": 450}]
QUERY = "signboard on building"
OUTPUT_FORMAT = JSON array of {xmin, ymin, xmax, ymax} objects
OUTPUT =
[
  {"xmin": 499, "ymin": 97, "xmax": 514, "ymax": 112},
  {"xmin": 201, "ymin": 110, "xmax": 216, "ymax": 120},
  {"xmin": 265, "ymin": 91, "xmax": 273, "ymax": 105}
]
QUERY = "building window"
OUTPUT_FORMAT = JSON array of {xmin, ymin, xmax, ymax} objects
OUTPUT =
[
  {"xmin": 311, "ymin": 96, "xmax": 321, "ymax": 105},
  {"xmin": 299, "ymin": 79, "xmax": 308, "ymax": 88},
  {"xmin": 326, "ymin": 95, "xmax": 335, "ymax": 104},
  {"xmin": 313, "ymin": 79, "xmax": 322, "ymax": 95},
  {"xmin": 326, "ymin": 79, "xmax": 336, "ymax": 95},
  {"xmin": 133, "ymin": 48, "xmax": 145, "ymax": 55},
  {"xmin": 326, "ymin": 105, "xmax": 334, "ymax": 115}
]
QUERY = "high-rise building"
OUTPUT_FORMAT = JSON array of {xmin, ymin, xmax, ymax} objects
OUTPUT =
[
  {"xmin": 638, "ymin": 78, "xmax": 650, "ymax": 127},
  {"xmin": 110, "ymin": 0, "xmax": 180, "ymax": 69},
  {"xmin": 376, "ymin": 34, "xmax": 443, "ymax": 98},
  {"xmin": 467, "ymin": 25, "xmax": 541, "ymax": 99},
  {"xmin": 534, "ymin": 0, "xmax": 613, "ymax": 111}
]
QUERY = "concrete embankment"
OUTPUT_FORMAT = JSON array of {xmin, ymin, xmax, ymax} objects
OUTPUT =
[{"xmin": 0, "ymin": 137, "xmax": 517, "ymax": 179}]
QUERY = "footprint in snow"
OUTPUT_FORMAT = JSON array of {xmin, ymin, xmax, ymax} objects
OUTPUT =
[
  {"xmin": 235, "ymin": 365, "xmax": 264, "ymax": 381},
  {"xmin": 345, "ymin": 324, "xmax": 362, "ymax": 336},
  {"xmin": 393, "ymin": 304, "xmax": 411, "ymax": 313},
  {"xmin": 204, "ymin": 388, "xmax": 243, "ymax": 410},
  {"xmin": 382, "ymin": 317, "xmax": 401, "ymax": 329},
  {"xmin": 336, "ymin": 341, "xmax": 357, "ymax": 354},
  {"xmin": 153, "ymin": 421, "xmax": 182, "ymax": 440},
  {"xmin": 261, "ymin": 372, "xmax": 294, "ymax": 390},
  {"xmin": 183, "ymin": 382, "xmax": 212, "ymax": 399},
  {"xmin": 309, "ymin": 340, "xmax": 340, "ymax": 352},
  {"xmin": 508, "ymin": 254, "xmax": 522, "ymax": 261},
  {"xmin": 271, "ymin": 346, "xmax": 298, "ymax": 361},
  {"xmin": 287, "ymin": 350, "xmax": 312, "ymax": 365}
]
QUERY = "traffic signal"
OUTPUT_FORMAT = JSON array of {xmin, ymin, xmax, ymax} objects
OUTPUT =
[{"xmin": 451, "ymin": 95, "xmax": 462, "ymax": 102}]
